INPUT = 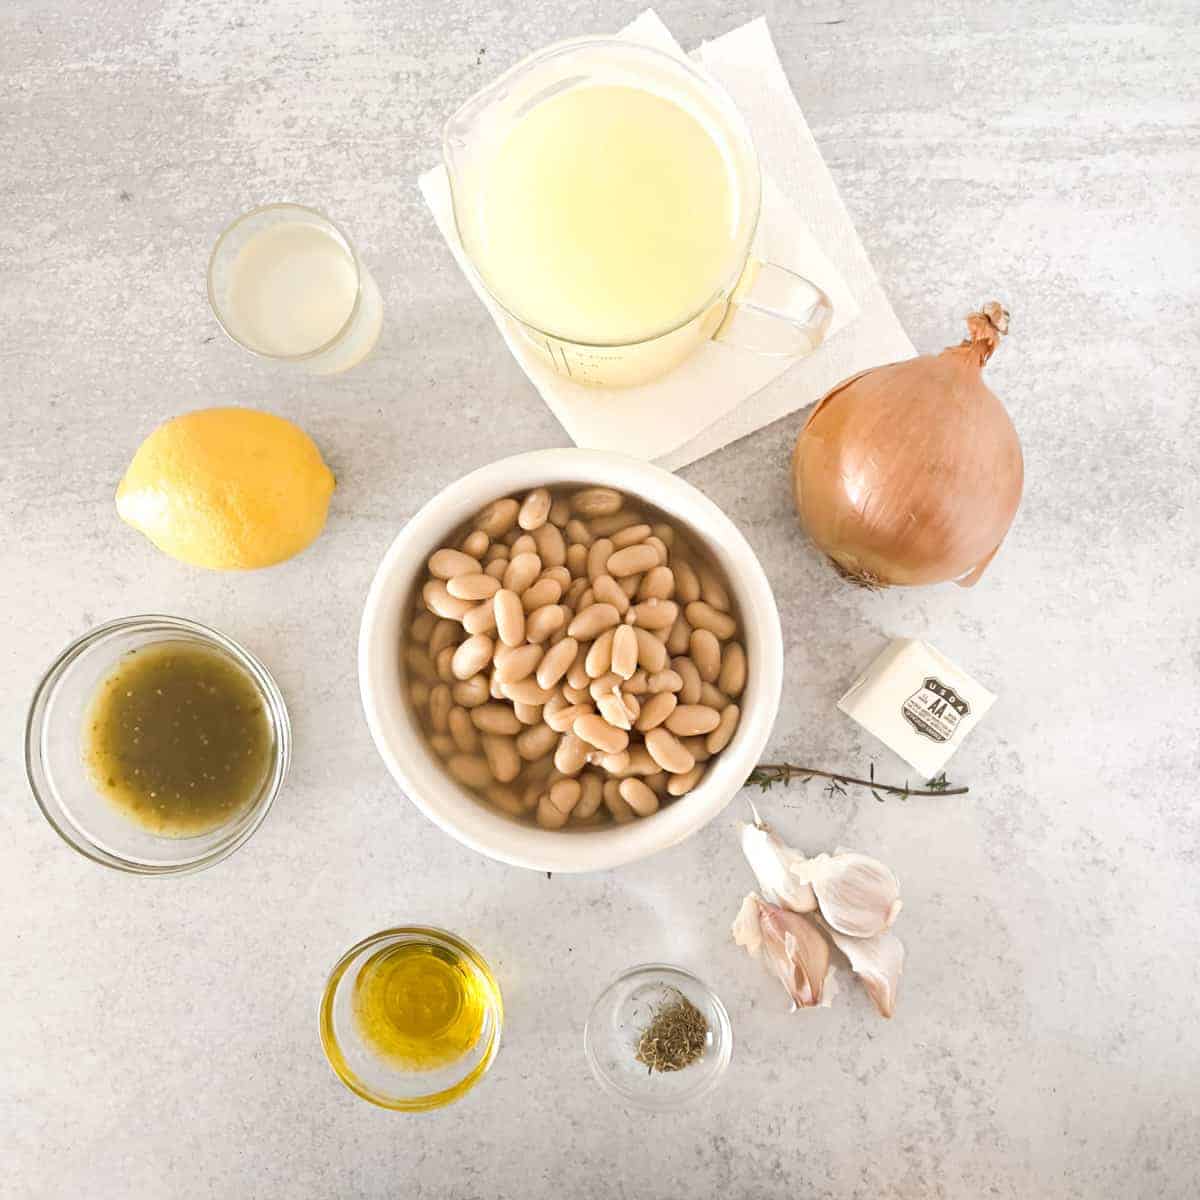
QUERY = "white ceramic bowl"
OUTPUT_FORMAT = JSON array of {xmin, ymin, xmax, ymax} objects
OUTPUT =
[{"xmin": 358, "ymin": 449, "xmax": 782, "ymax": 873}]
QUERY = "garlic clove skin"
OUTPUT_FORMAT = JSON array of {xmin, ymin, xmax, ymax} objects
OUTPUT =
[
  {"xmin": 811, "ymin": 850, "xmax": 902, "ymax": 938},
  {"xmin": 821, "ymin": 923, "xmax": 904, "ymax": 1019},
  {"xmin": 739, "ymin": 822, "xmax": 820, "ymax": 912},
  {"xmin": 732, "ymin": 892, "xmax": 833, "ymax": 1010}
]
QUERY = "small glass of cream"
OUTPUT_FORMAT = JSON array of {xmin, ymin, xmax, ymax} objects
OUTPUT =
[{"xmin": 207, "ymin": 203, "xmax": 383, "ymax": 375}]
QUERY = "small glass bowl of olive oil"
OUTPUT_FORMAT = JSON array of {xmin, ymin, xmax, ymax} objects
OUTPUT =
[
  {"xmin": 26, "ymin": 615, "xmax": 290, "ymax": 875},
  {"xmin": 319, "ymin": 927, "xmax": 503, "ymax": 1112}
]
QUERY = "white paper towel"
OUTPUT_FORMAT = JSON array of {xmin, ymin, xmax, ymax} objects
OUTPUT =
[{"xmin": 419, "ymin": 11, "xmax": 915, "ymax": 471}]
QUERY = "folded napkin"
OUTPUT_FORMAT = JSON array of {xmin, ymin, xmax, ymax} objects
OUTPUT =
[{"xmin": 420, "ymin": 11, "xmax": 915, "ymax": 471}]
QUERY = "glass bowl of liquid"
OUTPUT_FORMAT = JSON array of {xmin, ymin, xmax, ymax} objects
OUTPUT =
[
  {"xmin": 319, "ymin": 926, "xmax": 503, "ymax": 1112},
  {"xmin": 25, "ymin": 614, "xmax": 290, "ymax": 875}
]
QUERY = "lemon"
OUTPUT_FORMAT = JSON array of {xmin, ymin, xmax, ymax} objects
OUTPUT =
[{"xmin": 116, "ymin": 407, "xmax": 335, "ymax": 570}]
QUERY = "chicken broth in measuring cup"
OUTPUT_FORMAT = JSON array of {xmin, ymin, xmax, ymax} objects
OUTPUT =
[{"xmin": 401, "ymin": 486, "xmax": 747, "ymax": 829}]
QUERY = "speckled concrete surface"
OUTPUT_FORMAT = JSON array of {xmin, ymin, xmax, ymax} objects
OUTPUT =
[{"xmin": 2, "ymin": 2, "xmax": 1198, "ymax": 1197}]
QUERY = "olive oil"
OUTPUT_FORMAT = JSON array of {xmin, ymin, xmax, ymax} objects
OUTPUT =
[
  {"xmin": 352, "ymin": 941, "xmax": 488, "ymax": 1069},
  {"xmin": 84, "ymin": 641, "xmax": 272, "ymax": 836}
]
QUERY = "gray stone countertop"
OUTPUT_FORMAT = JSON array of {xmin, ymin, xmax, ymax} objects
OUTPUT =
[{"xmin": 2, "ymin": 1, "xmax": 1197, "ymax": 1197}]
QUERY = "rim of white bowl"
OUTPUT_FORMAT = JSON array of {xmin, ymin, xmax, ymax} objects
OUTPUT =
[{"xmin": 358, "ymin": 449, "xmax": 782, "ymax": 873}]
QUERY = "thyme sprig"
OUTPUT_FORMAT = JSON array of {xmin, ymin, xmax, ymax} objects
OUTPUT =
[{"xmin": 746, "ymin": 763, "xmax": 966, "ymax": 801}]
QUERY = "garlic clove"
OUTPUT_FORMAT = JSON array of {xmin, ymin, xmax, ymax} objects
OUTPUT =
[
  {"xmin": 823, "ymin": 923, "xmax": 904, "ymax": 1019},
  {"xmin": 811, "ymin": 850, "xmax": 902, "ymax": 938},
  {"xmin": 732, "ymin": 892, "xmax": 834, "ymax": 1010},
  {"xmin": 739, "ymin": 821, "xmax": 820, "ymax": 912}
]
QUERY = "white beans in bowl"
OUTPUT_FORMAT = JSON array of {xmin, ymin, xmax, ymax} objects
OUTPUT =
[{"xmin": 404, "ymin": 486, "xmax": 745, "ymax": 829}]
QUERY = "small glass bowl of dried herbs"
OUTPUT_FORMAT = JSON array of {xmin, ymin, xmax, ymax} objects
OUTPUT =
[{"xmin": 584, "ymin": 964, "xmax": 732, "ymax": 1111}]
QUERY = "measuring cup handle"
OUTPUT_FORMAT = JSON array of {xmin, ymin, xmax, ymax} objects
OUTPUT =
[{"xmin": 713, "ymin": 259, "xmax": 833, "ymax": 359}]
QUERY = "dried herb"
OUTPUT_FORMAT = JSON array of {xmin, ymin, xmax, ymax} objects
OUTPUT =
[
  {"xmin": 747, "ymin": 763, "xmax": 967, "ymax": 800},
  {"xmin": 635, "ymin": 990, "xmax": 708, "ymax": 1073}
]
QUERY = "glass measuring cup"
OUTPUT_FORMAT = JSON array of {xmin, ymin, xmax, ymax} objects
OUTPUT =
[{"xmin": 444, "ymin": 38, "xmax": 832, "ymax": 389}]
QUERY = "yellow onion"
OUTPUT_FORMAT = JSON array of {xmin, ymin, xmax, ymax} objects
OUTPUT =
[{"xmin": 792, "ymin": 303, "xmax": 1023, "ymax": 588}]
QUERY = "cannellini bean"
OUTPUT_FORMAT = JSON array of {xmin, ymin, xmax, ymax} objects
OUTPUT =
[
  {"xmin": 587, "ymin": 538, "xmax": 614, "ymax": 582},
  {"xmin": 452, "ymin": 676, "xmax": 490, "ymax": 708},
  {"xmin": 599, "ymin": 750, "xmax": 631, "ymax": 776},
  {"xmin": 574, "ymin": 714, "xmax": 629, "ymax": 754},
  {"xmin": 461, "ymin": 529, "xmax": 490, "ymax": 559},
  {"xmin": 611, "ymin": 624, "xmax": 638, "ymax": 679},
  {"xmin": 666, "ymin": 613, "xmax": 692, "ymax": 656},
  {"xmin": 555, "ymin": 732, "xmax": 589, "ymax": 776},
  {"xmin": 644, "ymin": 727, "xmax": 695, "ymax": 775},
  {"xmin": 410, "ymin": 610, "xmax": 435, "ymax": 642},
  {"xmin": 448, "ymin": 700, "xmax": 475, "ymax": 748},
  {"xmin": 429, "ymin": 619, "xmax": 460, "ymax": 659},
  {"xmin": 429, "ymin": 734, "xmax": 456, "ymax": 758},
  {"xmin": 718, "ymin": 642, "xmax": 746, "ymax": 697},
  {"xmin": 447, "ymin": 573, "xmax": 501, "ymax": 601},
  {"xmin": 563, "ymin": 577, "xmax": 589, "ymax": 609},
  {"xmin": 493, "ymin": 642, "xmax": 542, "ymax": 684},
  {"xmin": 673, "ymin": 560, "xmax": 701, "ymax": 604},
  {"xmin": 476, "ymin": 498, "xmax": 519, "ymax": 538},
  {"xmin": 651, "ymin": 523, "xmax": 674, "ymax": 547},
  {"xmin": 644, "ymin": 771, "xmax": 669, "ymax": 796},
  {"xmin": 565, "ymin": 543, "xmax": 588, "ymax": 577},
  {"xmin": 647, "ymin": 669, "xmax": 683, "ymax": 694},
  {"xmin": 679, "ymin": 735, "xmax": 711, "ymax": 764},
  {"xmin": 462, "ymin": 601, "xmax": 497, "ymax": 636},
  {"xmin": 516, "ymin": 723, "xmax": 558, "ymax": 760},
  {"xmin": 549, "ymin": 778, "xmax": 582, "ymax": 815},
  {"xmin": 607, "ymin": 543, "xmax": 658, "ymax": 577},
  {"xmin": 637, "ymin": 566, "xmax": 675, "ymax": 601},
  {"xmin": 428, "ymin": 548, "xmax": 482, "ymax": 580},
  {"xmin": 513, "ymin": 700, "xmax": 543, "ymax": 726},
  {"xmin": 484, "ymin": 543, "xmax": 509, "ymax": 562},
  {"xmin": 610, "ymin": 523, "xmax": 652, "ymax": 550},
  {"xmin": 502, "ymin": 552, "xmax": 542, "ymax": 595},
  {"xmin": 536, "ymin": 637, "xmax": 578, "ymax": 690},
  {"xmin": 633, "ymin": 627, "xmax": 667, "ymax": 674},
  {"xmin": 411, "ymin": 680, "xmax": 431, "ymax": 708},
  {"xmin": 685, "ymin": 601, "xmax": 737, "ymax": 640},
  {"xmin": 667, "ymin": 764, "xmax": 706, "ymax": 797},
  {"xmin": 588, "ymin": 672, "xmax": 622, "ymax": 701},
  {"xmin": 628, "ymin": 598, "xmax": 678, "ymax": 630},
  {"xmin": 626, "ymin": 746, "xmax": 660, "ymax": 776},
  {"xmin": 526, "ymin": 604, "xmax": 567, "ymax": 644},
  {"xmin": 590, "ymin": 510, "xmax": 643, "ymax": 537},
  {"xmin": 562, "ymin": 683, "xmax": 591, "ymax": 705},
  {"xmin": 596, "ymin": 691, "xmax": 632, "ymax": 730},
  {"xmin": 423, "ymin": 580, "xmax": 474, "ymax": 620},
  {"xmin": 619, "ymin": 575, "xmax": 641, "ymax": 599},
  {"xmin": 546, "ymin": 701, "xmax": 593, "ymax": 734},
  {"xmin": 623, "ymin": 669, "xmax": 649, "ymax": 695},
  {"xmin": 672, "ymin": 656, "xmax": 702, "ymax": 705},
  {"xmin": 548, "ymin": 498, "xmax": 571, "ymax": 526},
  {"xmin": 585, "ymin": 628, "xmax": 616, "ymax": 678},
  {"xmin": 452, "ymin": 634, "xmax": 494, "ymax": 680},
  {"xmin": 697, "ymin": 562, "xmax": 731, "ymax": 612},
  {"xmin": 665, "ymin": 704, "xmax": 721, "ymax": 736},
  {"xmin": 541, "ymin": 565, "xmax": 572, "ymax": 590},
  {"xmin": 604, "ymin": 782, "xmax": 637, "ymax": 823},
  {"xmin": 700, "ymin": 682, "xmax": 731, "ymax": 711},
  {"xmin": 493, "ymin": 589, "xmax": 525, "ymax": 646},
  {"xmin": 706, "ymin": 704, "xmax": 740, "ymax": 754},
  {"xmin": 566, "ymin": 650, "xmax": 591, "ymax": 691},
  {"xmin": 448, "ymin": 754, "xmax": 492, "ymax": 789},
  {"xmin": 619, "ymin": 778, "xmax": 659, "ymax": 817},
  {"xmin": 521, "ymin": 578, "xmax": 562, "ymax": 612},
  {"xmin": 532, "ymin": 523, "xmax": 566, "ymax": 568},
  {"xmin": 689, "ymin": 629, "xmax": 721, "ymax": 682},
  {"xmin": 429, "ymin": 684, "xmax": 452, "ymax": 732},
  {"xmin": 572, "ymin": 487, "xmax": 623, "ymax": 517},
  {"xmin": 564, "ymin": 519, "xmax": 592, "ymax": 546},
  {"xmin": 484, "ymin": 559, "xmax": 508, "ymax": 581},
  {"xmin": 635, "ymin": 691, "xmax": 677, "ymax": 732},
  {"xmin": 482, "ymin": 734, "xmax": 521, "ymax": 783},
  {"xmin": 536, "ymin": 794, "xmax": 569, "ymax": 829},
  {"xmin": 435, "ymin": 646, "xmax": 456, "ymax": 682},
  {"xmin": 470, "ymin": 703, "xmax": 523, "ymax": 735},
  {"xmin": 591, "ymin": 574, "xmax": 630, "ymax": 615},
  {"xmin": 568, "ymin": 603, "xmax": 620, "ymax": 640},
  {"xmin": 405, "ymin": 646, "xmax": 438, "ymax": 684},
  {"xmin": 518, "ymin": 487, "xmax": 552, "ymax": 531},
  {"xmin": 501, "ymin": 678, "xmax": 555, "ymax": 705},
  {"xmin": 575, "ymin": 773, "xmax": 605, "ymax": 819}
]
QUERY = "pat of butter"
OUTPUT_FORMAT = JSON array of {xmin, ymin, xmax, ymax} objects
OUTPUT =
[{"xmin": 837, "ymin": 639, "xmax": 996, "ymax": 780}]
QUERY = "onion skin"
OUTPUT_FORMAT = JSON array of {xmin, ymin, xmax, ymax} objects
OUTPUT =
[{"xmin": 791, "ymin": 303, "xmax": 1023, "ymax": 588}]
